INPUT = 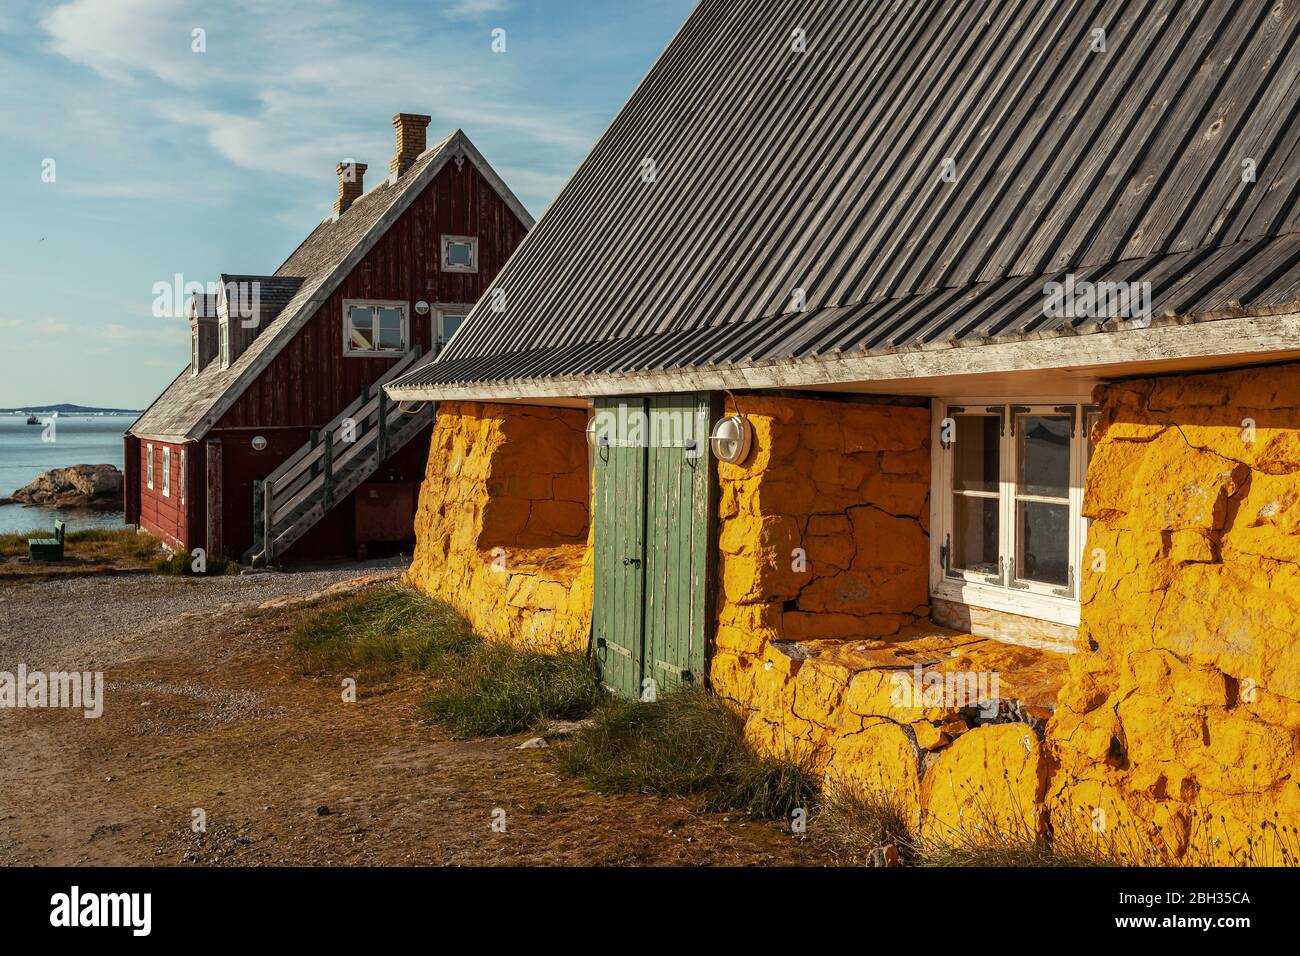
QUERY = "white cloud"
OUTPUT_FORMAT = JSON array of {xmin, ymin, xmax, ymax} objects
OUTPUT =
[{"xmin": 443, "ymin": 0, "xmax": 511, "ymax": 20}]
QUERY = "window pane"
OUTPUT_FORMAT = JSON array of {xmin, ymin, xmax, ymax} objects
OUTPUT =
[
  {"xmin": 445, "ymin": 240, "xmax": 473, "ymax": 267},
  {"xmin": 349, "ymin": 306, "xmax": 375, "ymax": 350},
  {"xmin": 441, "ymin": 314, "xmax": 465, "ymax": 342},
  {"xmin": 1016, "ymin": 500, "xmax": 1069, "ymax": 586},
  {"xmin": 1017, "ymin": 414, "xmax": 1070, "ymax": 498},
  {"xmin": 377, "ymin": 308, "xmax": 404, "ymax": 350},
  {"xmin": 953, "ymin": 415, "xmax": 999, "ymax": 493},
  {"xmin": 952, "ymin": 495, "xmax": 1000, "ymax": 576}
]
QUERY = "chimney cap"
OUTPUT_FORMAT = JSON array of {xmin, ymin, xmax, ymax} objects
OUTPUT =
[
  {"xmin": 336, "ymin": 161, "xmax": 369, "ymax": 175},
  {"xmin": 393, "ymin": 112, "xmax": 432, "ymax": 127}
]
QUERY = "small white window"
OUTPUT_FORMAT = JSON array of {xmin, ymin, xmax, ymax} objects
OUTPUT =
[
  {"xmin": 219, "ymin": 321, "xmax": 230, "ymax": 369},
  {"xmin": 146, "ymin": 444, "xmax": 154, "ymax": 490},
  {"xmin": 162, "ymin": 447, "xmax": 172, "ymax": 498},
  {"xmin": 440, "ymin": 235, "xmax": 478, "ymax": 273},
  {"xmin": 433, "ymin": 304, "xmax": 473, "ymax": 355},
  {"xmin": 343, "ymin": 300, "xmax": 409, "ymax": 356},
  {"xmin": 192, "ymin": 334, "xmax": 200, "ymax": 375},
  {"xmin": 933, "ymin": 399, "xmax": 1098, "ymax": 627}
]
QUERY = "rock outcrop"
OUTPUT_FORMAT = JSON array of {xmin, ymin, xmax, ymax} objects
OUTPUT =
[{"xmin": 3, "ymin": 464, "xmax": 124, "ymax": 510}]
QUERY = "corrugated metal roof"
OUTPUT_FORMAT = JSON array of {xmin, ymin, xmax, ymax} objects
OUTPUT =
[
  {"xmin": 390, "ymin": 0, "xmax": 1300, "ymax": 397},
  {"xmin": 131, "ymin": 131, "xmax": 532, "ymax": 440}
]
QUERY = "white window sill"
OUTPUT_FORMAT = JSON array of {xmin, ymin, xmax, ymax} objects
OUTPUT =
[
  {"xmin": 930, "ymin": 578, "xmax": 1080, "ymax": 628},
  {"xmin": 343, "ymin": 348, "xmax": 409, "ymax": 359}
]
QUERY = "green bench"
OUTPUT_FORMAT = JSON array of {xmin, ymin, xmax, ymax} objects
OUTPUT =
[{"xmin": 28, "ymin": 520, "xmax": 66, "ymax": 561}]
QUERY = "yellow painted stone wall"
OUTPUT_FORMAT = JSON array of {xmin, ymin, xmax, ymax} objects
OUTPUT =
[
  {"xmin": 711, "ymin": 393, "xmax": 932, "ymax": 668},
  {"xmin": 405, "ymin": 400, "xmax": 593, "ymax": 652},
  {"xmin": 1047, "ymin": 363, "xmax": 1300, "ymax": 864}
]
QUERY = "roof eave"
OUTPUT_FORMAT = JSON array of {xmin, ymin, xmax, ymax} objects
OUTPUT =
[{"xmin": 384, "ymin": 309, "xmax": 1300, "ymax": 402}]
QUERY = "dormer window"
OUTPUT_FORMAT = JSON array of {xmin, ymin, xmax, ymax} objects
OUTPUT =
[
  {"xmin": 219, "ymin": 320, "xmax": 230, "ymax": 369},
  {"xmin": 441, "ymin": 235, "xmax": 478, "ymax": 273},
  {"xmin": 192, "ymin": 333, "xmax": 200, "ymax": 375},
  {"xmin": 343, "ymin": 300, "xmax": 409, "ymax": 356}
]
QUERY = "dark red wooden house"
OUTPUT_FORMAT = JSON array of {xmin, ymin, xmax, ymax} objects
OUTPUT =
[{"xmin": 126, "ymin": 115, "xmax": 532, "ymax": 562}]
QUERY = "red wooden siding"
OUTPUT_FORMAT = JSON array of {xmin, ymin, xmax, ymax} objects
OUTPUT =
[
  {"xmin": 130, "ymin": 155, "xmax": 526, "ymax": 562},
  {"xmin": 212, "ymin": 160, "xmax": 527, "ymax": 431},
  {"xmin": 136, "ymin": 438, "xmax": 193, "ymax": 553}
]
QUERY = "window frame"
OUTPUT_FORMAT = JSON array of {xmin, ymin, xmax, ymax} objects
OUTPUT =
[
  {"xmin": 440, "ymin": 235, "xmax": 479, "ymax": 274},
  {"xmin": 341, "ymin": 299, "xmax": 410, "ymax": 358},
  {"xmin": 162, "ymin": 447, "xmax": 172, "ymax": 499},
  {"xmin": 219, "ymin": 320, "xmax": 230, "ymax": 369},
  {"xmin": 146, "ymin": 443, "xmax": 154, "ymax": 491},
  {"xmin": 930, "ymin": 396, "xmax": 1097, "ymax": 627},
  {"xmin": 191, "ymin": 333, "xmax": 200, "ymax": 376},
  {"xmin": 432, "ymin": 303, "xmax": 474, "ymax": 355}
]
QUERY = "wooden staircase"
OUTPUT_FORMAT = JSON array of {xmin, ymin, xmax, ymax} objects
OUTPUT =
[{"xmin": 245, "ymin": 347, "xmax": 433, "ymax": 566}]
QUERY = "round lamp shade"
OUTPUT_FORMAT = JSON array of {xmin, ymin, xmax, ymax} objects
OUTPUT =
[
  {"xmin": 709, "ymin": 415, "xmax": 752, "ymax": 464},
  {"xmin": 251, "ymin": 435, "xmax": 268, "ymax": 452}
]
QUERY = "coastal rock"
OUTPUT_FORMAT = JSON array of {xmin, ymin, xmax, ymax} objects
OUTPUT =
[{"xmin": 7, "ymin": 464, "xmax": 124, "ymax": 511}]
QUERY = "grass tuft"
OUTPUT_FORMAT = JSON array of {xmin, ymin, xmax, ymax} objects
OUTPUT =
[
  {"xmin": 421, "ymin": 644, "xmax": 601, "ymax": 737},
  {"xmin": 555, "ymin": 688, "xmax": 817, "ymax": 820},
  {"xmin": 291, "ymin": 585, "xmax": 475, "ymax": 679}
]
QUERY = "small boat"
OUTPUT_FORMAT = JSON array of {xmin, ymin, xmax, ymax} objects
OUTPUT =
[{"xmin": 25, "ymin": 414, "xmax": 38, "ymax": 425}]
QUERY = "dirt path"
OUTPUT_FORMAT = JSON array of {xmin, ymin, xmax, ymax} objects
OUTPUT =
[{"xmin": 0, "ymin": 569, "xmax": 832, "ymax": 866}]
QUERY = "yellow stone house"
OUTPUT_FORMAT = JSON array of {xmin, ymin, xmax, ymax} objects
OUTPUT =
[{"xmin": 387, "ymin": 0, "xmax": 1300, "ymax": 864}]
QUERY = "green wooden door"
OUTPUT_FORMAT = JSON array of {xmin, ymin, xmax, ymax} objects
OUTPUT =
[
  {"xmin": 592, "ymin": 394, "xmax": 717, "ymax": 700},
  {"xmin": 592, "ymin": 398, "xmax": 648, "ymax": 699},
  {"xmin": 643, "ymin": 393, "xmax": 714, "ymax": 693}
]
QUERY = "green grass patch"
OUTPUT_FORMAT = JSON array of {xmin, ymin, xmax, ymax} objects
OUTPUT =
[
  {"xmin": 291, "ymin": 585, "xmax": 476, "ymax": 679},
  {"xmin": 0, "ymin": 527, "xmax": 162, "ymax": 578},
  {"xmin": 154, "ymin": 552, "xmax": 242, "ymax": 576},
  {"xmin": 421, "ymin": 643, "xmax": 602, "ymax": 737},
  {"xmin": 555, "ymin": 688, "xmax": 818, "ymax": 820}
]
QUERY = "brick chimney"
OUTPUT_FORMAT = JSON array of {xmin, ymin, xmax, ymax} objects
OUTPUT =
[
  {"xmin": 391, "ymin": 113, "xmax": 431, "ymax": 177},
  {"xmin": 333, "ymin": 161, "xmax": 367, "ymax": 217}
]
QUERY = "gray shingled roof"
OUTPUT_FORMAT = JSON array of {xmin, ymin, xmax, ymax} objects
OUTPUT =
[
  {"xmin": 131, "ymin": 130, "xmax": 532, "ymax": 440},
  {"xmin": 388, "ymin": 0, "xmax": 1300, "ymax": 398}
]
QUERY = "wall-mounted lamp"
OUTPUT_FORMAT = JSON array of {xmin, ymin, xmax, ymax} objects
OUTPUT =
[
  {"xmin": 709, "ymin": 415, "xmax": 751, "ymax": 464},
  {"xmin": 414, "ymin": 300, "xmax": 431, "ymax": 315},
  {"xmin": 585, "ymin": 418, "xmax": 610, "ymax": 449},
  {"xmin": 251, "ymin": 435, "xmax": 268, "ymax": 452}
]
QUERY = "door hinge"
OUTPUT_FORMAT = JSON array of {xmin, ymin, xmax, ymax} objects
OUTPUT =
[
  {"xmin": 1054, "ymin": 404, "xmax": 1078, "ymax": 438},
  {"xmin": 985, "ymin": 405, "xmax": 1006, "ymax": 436},
  {"xmin": 1008, "ymin": 557, "xmax": 1031, "ymax": 590},
  {"xmin": 984, "ymin": 556, "xmax": 1005, "ymax": 587}
]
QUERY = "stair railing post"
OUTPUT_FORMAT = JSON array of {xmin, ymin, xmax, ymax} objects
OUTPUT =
[
  {"xmin": 262, "ymin": 478, "xmax": 275, "ymax": 564},
  {"xmin": 323, "ymin": 431, "xmax": 334, "ymax": 511},
  {"xmin": 252, "ymin": 479, "xmax": 264, "ymax": 563},
  {"xmin": 377, "ymin": 388, "xmax": 388, "ymax": 462}
]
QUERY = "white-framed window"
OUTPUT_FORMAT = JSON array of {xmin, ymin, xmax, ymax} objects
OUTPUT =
[
  {"xmin": 219, "ymin": 320, "xmax": 230, "ymax": 369},
  {"xmin": 343, "ymin": 300, "xmax": 409, "ymax": 356},
  {"xmin": 146, "ymin": 443, "xmax": 154, "ymax": 490},
  {"xmin": 440, "ymin": 235, "xmax": 478, "ymax": 273},
  {"xmin": 433, "ymin": 303, "xmax": 473, "ymax": 355},
  {"xmin": 162, "ymin": 447, "xmax": 172, "ymax": 498},
  {"xmin": 192, "ymin": 333, "xmax": 200, "ymax": 375},
  {"xmin": 931, "ymin": 398, "xmax": 1099, "ymax": 627}
]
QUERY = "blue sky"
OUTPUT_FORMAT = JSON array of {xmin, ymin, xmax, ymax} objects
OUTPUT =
[{"xmin": 0, "ymin": 0, "xmax": 695, "ymax": 409}]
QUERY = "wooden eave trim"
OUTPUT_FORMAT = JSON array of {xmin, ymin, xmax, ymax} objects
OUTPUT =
[{"xmin": 384, "ymin": 310, "xmax": 1300, "ymax": 402}]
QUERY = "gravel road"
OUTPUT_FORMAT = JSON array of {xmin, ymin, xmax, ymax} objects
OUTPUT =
[{"xmin": 0, "ymin": 560, "xmax": 405, "ymax": 670}]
